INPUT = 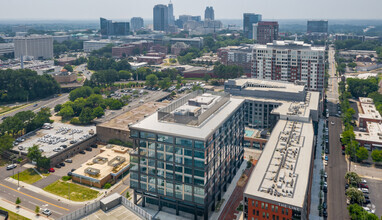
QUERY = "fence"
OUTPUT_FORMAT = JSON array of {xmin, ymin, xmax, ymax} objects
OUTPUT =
[
  {"xmin": 121, "ymin": 196, "xmax": 153, "ymax": 220},
  {"xmin": 58, "ymin": 201, "xmax": 100, "ymax": 220}
]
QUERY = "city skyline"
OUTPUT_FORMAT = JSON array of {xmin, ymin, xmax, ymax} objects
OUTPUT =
[{"xmin": 1, "ymin": 0, "xmax": 382, "ymax": 20}]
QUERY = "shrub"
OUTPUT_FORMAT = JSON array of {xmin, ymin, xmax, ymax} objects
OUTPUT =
[
  {"xmin": 103, "ymin": 183, "xmax": 111, "ymax": 189},
  {"xmin": 70, "ymin": 117, "xmax": 81, "ymax": 125},
  {"xmin": 62, "ymin": 176, "xmax": 72, "ymax": 181}
]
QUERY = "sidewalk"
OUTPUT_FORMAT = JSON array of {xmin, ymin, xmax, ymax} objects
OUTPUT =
[
  {"xmin": 309, "ymin": 119, "xmax": 325, "ymax": 220},
  {"xmin": 209, "ymin": 161, "xmax": 247, "ymax": 220},
  {"xmin": 0, "ymin": 197, "xmax": 51, "ymax": 219}
]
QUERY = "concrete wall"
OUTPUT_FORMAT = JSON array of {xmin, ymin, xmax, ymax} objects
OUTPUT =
[
  {"xmin": 96, "ymin": 126, "xmax": 131, "ymax": 143},
  {"xmin": 49, "ymin": 136, "xmax": 97, "ymax": 167}
]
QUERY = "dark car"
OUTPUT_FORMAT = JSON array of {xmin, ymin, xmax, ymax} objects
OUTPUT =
[
  {"xmin": 60, "ymin": 145, "xmax": 67, "ymax": 149},
  {"xmin": 364, "ymin": 195, "xmax": 370, "ymax": 199},
  {"xmin": 1, "ymin": 116, "xmax": 8, "ymax": 120},
  {"xmin": 345, "ymin": 184, "xmax": 349, "ymax": 189},
  {"xmin": 33, "ymin": 104, "xmax": 38, "ymax": 107},
  {"xmin": 79, "ymin": 150, "xmax": 85, "ymax": 154},
  {"xmin": 322, "ymin": 202, "xmax": 327, "ymax": 210},
  {"xmin": 59, "ymin": 162, "xmax": 65, "ymax": 167},
  {"xmin": 364, "ymin": 199, "xmax": 371, "ymax": 204},
  {"xmin": 71, "ymin": 168, "xmax": 76, "ymax": 172},
  {"xmin": 70, "ymin": 140, "xmax": 77, "ymax": 144},
  {"xmin": 325, "ymin": 148, "xmax": 329, "ymax": 154},
  {"xmin": 323, "ymin": 210, "xmax": 328, "ymax": 217},
  {"xmin": 55, "ymin": 164, "xmax": 61, "ymax": 168},
  {"xmin": 67, "ymin": 172, "xmax": 72, "ymax": 176},
  {"xmin": 91, "ymin": 144, "xmax": 97, "ymax": 148},
  {"xmin": 323, "ymin": 186, "xmax": 327, "ymax": 193},
  {"xmin": 85, "ymin": 147, "xmax": 92, "ymax": 152}
]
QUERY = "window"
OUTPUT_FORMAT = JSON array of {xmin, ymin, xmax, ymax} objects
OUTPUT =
[
  {"xmin": 275, "ymin": 206, "xmax": 278, "ymax": 213},
  {"xmin": 166, "ymin": 153, "xmax": 173, "ymax": 162},
  {"xmin": 265, "ymin": 204, "xmax": 268, "ymax": 210},
  {"xmin": 175, "ymin": 147, "xmax": 183, "ymax": 155},
  {"xmin": 261, "ymin": 203, "xmax": 264, "ymax": 209},
  {"xmin": 285, "ymin": 209, "xmax": 288, "ymax": 215},
  {"xmin": 176, "ymin": 138, "xmax": 193, "ymax": 147},
  {"xmin": 140, "ymin": 132, "xmax": 155, "ymax": 140},
  {"xmin": 194, "ymin": 169, "xmax": 204, "ymax": 178},
  {"xmin": 184, "ymin": 149, "xmax": 193, "ymax": 157},
  {"xmin": 194, "ymin": 150, "xmax": 204, "ymax": 159},
  {"xmin": 131, "ymin": 130, "xmax": 139, "ymax": 138},
  {"xmin": 194, "ymin": 160, "xmax": 204, "ymax": 168},
  {"xmin": 195, "ymin": 141, "xmax": 204, "ymax": 149},
  {"xmin": 184, "ymin": 158, "xmax": 193, "ymax": 166},
  {"xmin": 271, "ymin": 205, "xmax": 274, "ymax": 212},
  {"xmin": 158, "ymin": 134, "xmax": 173, "ymax": 144},
  {"xmin": 252, "ymin": 201, "xmax": 254, "ymax": 207},
  {"xmin": 282, "ymin": 208, "xmax": 284, "ymax": 214},
  {"xmin": 256, "ymin": 201, "xmax": 258, "ymax": 207},
  {"xmin": 166, "ymin": 145, "xmax": 174, "ymax": 153},
  {"xmin": 157, "ymin": 144, "xmax": 164, "ymax": 151}
]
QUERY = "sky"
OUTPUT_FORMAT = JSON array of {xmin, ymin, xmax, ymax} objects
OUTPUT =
[{"xmin": 1, "ymin": 0, "xmax": 382, "ymax": 20}]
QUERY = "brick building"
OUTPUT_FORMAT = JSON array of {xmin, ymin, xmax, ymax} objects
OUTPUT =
[{"xmin": 253, "ymin": 21, "xmax": 278, "ymax": 44}]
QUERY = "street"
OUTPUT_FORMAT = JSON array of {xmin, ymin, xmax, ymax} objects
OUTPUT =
[{"xmin": 326, "ymin": 46, "xmax": 350, "ymax": 220}]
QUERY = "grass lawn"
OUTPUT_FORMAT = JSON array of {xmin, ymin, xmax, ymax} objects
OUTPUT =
[
  {"xmin": 11, "ymin": 169, "xmax": 48, "ymax": 184},
  {"xmin": 44, "ymin": 180, "xmax": 100, "ymax": 201},
  {"xmin": 0, "ymin": 206, "xmax": 30, "ymax": 220},
  {"xmin": 0, "ymin": 104, "xmax": 28, "ymax": 115}
]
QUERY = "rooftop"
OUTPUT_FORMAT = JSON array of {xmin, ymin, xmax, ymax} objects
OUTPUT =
[
  {"xmin": 359, "ymin": 97, "xmax": 382, "ymax": 120},
  {"xmin": 72, "ymin": 145, "xmax": 131, "ymax": 181},
  {"xmin": 130, "ymin": 91, "xmax": 244, "ymax": 141},
  {"xmin": 244, "ymin": 119, "xmax": 314, "ymax": 209},
  {"xmin": 355, "ymin": 122, "xmax": 382, "ymax": 144},
  {"xmin": 253, "ymin": 40, "xmax": 325, "ymax": 51},
  {"xmin": 226, "ymin": 78, "xmax": 306, "ymax": 94},
  {"xmin": 97, "ymin": 102, "xmax": 168, "ymax": 131}
]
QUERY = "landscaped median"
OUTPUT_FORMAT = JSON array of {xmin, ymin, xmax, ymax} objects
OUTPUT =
[
  {"xmin": 0, "ymin": 206, "xmax": 30, "ymax": 220},
  {"xmin": 11, "ymin": 168, "xmax": 49, "ymax": 184},
  {"xmin": 43, "ymin": 180, "xmax": 100, "ymax": 201}
]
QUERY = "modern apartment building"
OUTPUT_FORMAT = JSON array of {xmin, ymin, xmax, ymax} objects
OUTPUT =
[
  {"xmin": 307, "ymin": 20, "xmax": 328, "ymax": 34},
  {"xmin": 131, "ymin": 17, "xmax": 144, "ymax": 32},
  {"xmin": 204, "ymin": 7, "xmax": 215, "ymax": 20},
  {"xmin": 243, "ymin": 13, "xmax": 262, "ymax": 39},
  {"xmin": 14, "ymin": 35, "xmax": 53, "ymax": 59},
  {"xmin": 224, "ymin": 78, "xmax": 319, "ymax": 129},
  {"xmin": 217, "ymin": 45, "xmax": 253, "ymax": 74},
  {"xmin": 153, "ymin": 4, "xmax": 169, "ymax": 31},
  {"xmin": 129, "ymin": 91, "xmax": 245, "ymax": 219},
  {"xmin": 251, "ymin": 40, "xmax": 325, "ymax": 92},
  {"xmin": 253, "ymin": 21, "xmax": 279, "ymax": 44},
  {"xmin": 100, "ymin": 18, "xmax": 130, "ymax": 37}
]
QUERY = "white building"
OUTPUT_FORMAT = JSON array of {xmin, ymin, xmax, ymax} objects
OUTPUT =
[
  {"xmin": 14, "ymin": 35, "xmax": 53, "ymax": 59},
  {"xmin": 251, "ymin": 40, "xmax": 325, "ymax": 92},
  {"xmin": 0, "ymin": 43, "xmax": 14, "ymax": 56},
  {"xmin": 83, "ymin": 40, "xmax": 114, "ymax": 52}
]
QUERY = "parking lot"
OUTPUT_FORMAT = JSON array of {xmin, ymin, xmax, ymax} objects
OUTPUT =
[
  {"xmin": 12, "ymin": 122, "xmax": 96, "ymax": 158},
  {"xmin": 362, "ymin": 178, "xmax": 382, "ymax": 216}
]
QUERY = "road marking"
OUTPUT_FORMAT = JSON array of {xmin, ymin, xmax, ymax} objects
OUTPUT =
[
  {"xmin": 120, "ymin": 185, "xmax": 130, "ymax": 195},
  {"xmin": 0, "ymin": 183, "xmax": 69, "ymax": 211}
]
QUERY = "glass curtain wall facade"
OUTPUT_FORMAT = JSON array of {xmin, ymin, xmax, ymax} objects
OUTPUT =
[{"xmin": 129, "ymin": 106, "xmax": 245, "ymax": 220}]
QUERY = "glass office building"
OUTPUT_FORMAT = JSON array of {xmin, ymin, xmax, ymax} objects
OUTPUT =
[{"xmin": 129, "ymin": 91, "xmax": 245, "ymax": 219}]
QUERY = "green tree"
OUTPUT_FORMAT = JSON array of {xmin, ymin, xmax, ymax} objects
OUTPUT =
[
  {"xmin": 356, "ymin": 147, "xmax": 369, "ymax": 162},
  {"xmin": 63, "ymin": 64, "xmax": 73, "ymax": 72},
  {"xmin": 346, "ymin": 140, "xmax": 359, "ymax": 161},
  {"xmin": 79, "ymin": 107, "xmax": 95, "ymax": 124},
  {"xmin": 35, "ymin": 206, "xmax": 40, "ymax": 215},
  {"xmin": 345, "ymin": 172, "xmax": 361, "ymax": 187},
  {"xmin": 92, "ymin": 106, "xmax": 105, "ymax": 118},
  {"xmin": 341, "ymin": 127, "xmax": 355, "ymax": 146},
  {"xmin": 15, "ymin": 197, "xmax": 21, "ymax": 206},
  {"xmin": 203, "ymin": 73, "xmax": 211, "ymax": 83},
  {"xmin": 371, "ymin": 149, "xmax": 382, "ymax": 163},
  {"xmin": 36, "ymin": 156, "xmax": 50, "ymax": 170},
  {"xmin": 27, "ymin": 145, "xmax": 42, "ymax": 162},
  {"xmin": 69, "ymin": 86, "xmax": 93, "ymax": 101},
  {"xmin": 59, "ymin": 105, "xmax": 74, "ymax": 120},
  {"xmin": 145, "ymin": 74, "xmax": 158, "ymax": 87},
  {"xmin": 54, "ymin": 104, "xmax": 62, "ymax": 112},
  {"xmin": 158, "ymin": 77, "xmax": 172, "ymax": 90},
  {"xmin": 0, "ymin": 135, "xmax": 14, "ymax": 154},
  {"xmin": 346, "ymin": 188, "xmax": 365, "ymax": 204}
]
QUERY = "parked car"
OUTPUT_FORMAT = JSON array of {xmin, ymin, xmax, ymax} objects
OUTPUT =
[
  {"xmin": 91, "ymin": 144, "xmax": 97, "ymax": 148},
  {"xmin": 364, "ymin": 199, "xmax": 371, "ymax": 204},
  {"xmin": 322, "ymin": 202, "xmax": 327, "ymax": 209},
  {"xmin": 358, "ymin": 188, "xmax": 369, "ymax": 194},
  {"xmin": 55, "ymin": 164, "xmax": 61, "ymax": 168},
  {"xmin": 71, "ymin": 169, "xmax": 76, "ymax": 172},
  {"xmin": 325, "ymin": 148, "xmax": 329, "ymax": 154},
  {"xmin": 70, "ymin": 140, "xmax": 77, "ymax": 144},
  {"xmin": 325, "ymin": 155, "xmax": 328, "ymax": 161},
  {"xmin": 323, "ymin": 210, "xmax": 328, "ymax": 217},
  {"xmin": 345, "ymin": 183, "xmax": 349, "ymax": 190},
  {"xmin": 364, "ymin": 195, "xmax": 369, "ymax": 199},
  {"xmin": 59, "ymin": 162, "xmax": 65, "ymax": 167},
  {"xmin": 331, "ymin": 121, "xmax": 335, "ymax": 125},
  {"xmin": 42, "ymin": 209, "xmax": 52, "ymax": 216},
  {"xmin": 85, "ymin": 147, "xmax": 92, "ymax": 152},
  {"xmin": 60, "ymin": 145, "xmax": 67, "ymax": 149},
  {"xmin": 65, "ymin": 159, "xmax": 72, "ymax": 163},
  {"xmin": 359, "ymin": 183, "xmax": 369, "ymax": 189},
  {"xmin": 6, "ymin": 164, "xmax": 17, "ymax": 170},
  {"xmin": 67, "ymin": 172, "xmax": 72, "ymax": 176},
  {"xmin": 48, "ymin": 168, "xmax": 55, "ymax": 173},
  {"xmin": 324, "ymin": 172, "xmax": 328, "ymax": 179},
  {"xmin": 18, "ymin": 146, "xmax": 24, "ymax": 150},
  {"xmin": 79, "ymin": 150, "xmax": 85, "ymax": 154},
  {"xmin": 361, "ymin": 179, "xmax": 368, "ymax": 184}
]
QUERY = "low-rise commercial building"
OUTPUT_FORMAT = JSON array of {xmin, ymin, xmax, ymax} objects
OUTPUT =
[
  {"xmin": 358, "ymin": 97, "xmax": 382, "ymax": 128},
  {"xmin": 84, "ymin": 40, "xmax": 118, "ymax": 52},
  {"xmin": 72, "ymin": 145, "xmax": 131, "ymax": 188},
  {"xmin": 0, "ymin": 43, "xmax": 14, "ymax": 56},
  {"xmin": 355, "ymin": 121, "xmax": 382, "ymax": 151},
  {"xmin": 137, "ymin": 56, "xmax": 163, "ymax": 65},
  {"xmin": 53, "ymin": 69, "xmax": 77, "ymax": 83}
]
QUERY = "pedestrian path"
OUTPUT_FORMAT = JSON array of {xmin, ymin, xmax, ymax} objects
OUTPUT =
[
  {"xmin": 309, "ymin": 119, "xmax": 325, "ymax": 220},
  {"xmin": 0, "ymin": 197, "xmax": 51, "ymax": 219}
]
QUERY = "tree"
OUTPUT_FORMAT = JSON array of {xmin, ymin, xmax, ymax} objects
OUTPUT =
[
  {"xmin": 54, "ymin": 104, "xmax": 62, "ymax": 112},
  {"xmin": 63, "ymin": 64, "xmax": 73, "ymax": 72},
  {"xmin": 59, "ymin": 105, "xmax": 74, "ymax": 120},
  {"xmin": 356, "ymin": 147, "xmax": 369, "ymax": 162},
  {"xmin": 27, "ymin": 145, "xmax": 42, "ymax": 162},
  {"xmin": 345, "ymin": 172, "xmax": 361, "ymax": 187},
  {"xmin": 346, "ymin": 188, "xmax": 365, "ymax": 204},
  {"xmin": 346, "ymin": 140, "xmax": 359, "ymax": 161},
  {"xmin": 15, "ymin": 197, "xmax": 21, "ymax": 206},
  {"xmin": 92, "ymin": 106, "xmax": 105, "ymax": 118},
  {"xmin": 79, "ymin": 107, "xmax": 95, "ymax": 124},
  {"xmin": 145, "ymin": 74, "xmax": 158, "ymax": 87},
  {"xmin": 348, "ymin": 204, "xmax": 379, "ymax": 220},
  {"xmin": 69, "ymin": 86, "xmax": 93, "ymax": 101},
  {"xmin": 0, "ymin": 135, "xmax": 14, "ymax": 154},
  {"xmin": 36, "ymin": 156, "xmax": 50, "ymax": 170},
  {"xmin": 158, "ymin": 77, "xmax": 172, "ymax": 90},
  {"xmin": 203, "ymin": 73, "xmax": 211, "ymax": 83},
  {"xmin": 35, "ymin": 206, "xmax": 40, "ymax": 215},
  {"xmin": 371, "ymin": 149, "xmax": 382, "ymax": 163}
]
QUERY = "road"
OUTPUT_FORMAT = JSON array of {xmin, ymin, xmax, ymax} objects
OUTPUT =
[
  {"xmin": 74, "ymin": 64, "xmax": 92, "ymax": 80},
  {"xmin": 326, "ymin": 46, "xmax": 350, "ymax": 220},
  {"xmin": 0, "ymin": 94, "xmax": 70, "ymax": 122}
]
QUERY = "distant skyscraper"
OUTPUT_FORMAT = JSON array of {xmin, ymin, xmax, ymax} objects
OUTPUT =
[
  {"xmin": 253, "ymin": 21, "xmax": 279, "ymax": 44},
  {"xmin": 243, "ymin": 13, "xmax": 262, "ymax": 39},
  {"xmin": 204, "ymin": 6, "xmax": 215, "ymax": 20},
  {"xmin": 131, "ymin": 17, "xmax": 144, "ymax": 31},
  {"xmin": 307, "ymin": 20, "xmax": 328, "ymax": 33},
  {"xmin": 153, "ymin": 4, "xmax": 169, "ymax": 31},
  {"xmin": 168, "ymin": 1, "xmax": 175, "ymax": 26},
  {"xmin": 100, "ymin": 17, "xmax": 130, "ymax": 37}
]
